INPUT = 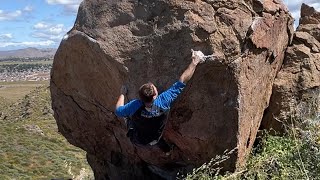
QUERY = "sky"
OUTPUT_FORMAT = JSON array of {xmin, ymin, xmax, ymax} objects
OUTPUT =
[{"xmin": 0, "ymin": 0, "xmax": 319, "ymax": 51}]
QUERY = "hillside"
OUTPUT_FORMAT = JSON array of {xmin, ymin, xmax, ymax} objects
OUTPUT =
[
  {"xmin": 0, "ymin": 47, "xmax": 56, "ymax": 60},
  {"xmin": 0, "ymin": 86, "xmax": 93, "ymax": 179}
]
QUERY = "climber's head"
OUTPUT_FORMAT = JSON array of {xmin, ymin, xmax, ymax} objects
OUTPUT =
[{"xmin": 138, "ymin": 82, "xmax": 158, "ymax": 104}]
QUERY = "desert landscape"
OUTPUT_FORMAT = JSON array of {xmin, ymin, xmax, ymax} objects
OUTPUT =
[{"xmin": 0, "ymin": 0, "xmax": 319, "ymax": 180}]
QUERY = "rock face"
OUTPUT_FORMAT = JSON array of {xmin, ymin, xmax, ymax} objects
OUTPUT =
[
  {"xmin": 261, "ymin": 3, "xmax": 320, "ymax": 132},
  {"xmin": 50, "ymin": 0, "xmax": 292, "ymax": 179}
]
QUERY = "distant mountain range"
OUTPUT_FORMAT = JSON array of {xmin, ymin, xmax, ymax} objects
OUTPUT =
[{"xmin": 0, "ymin": 47, "xmax": 57, "ymax": 59}]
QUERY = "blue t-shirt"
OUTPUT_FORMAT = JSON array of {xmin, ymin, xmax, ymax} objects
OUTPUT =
[{"xmin": 115, "ymin": 81, "xmax": 186, "ymax": 118}]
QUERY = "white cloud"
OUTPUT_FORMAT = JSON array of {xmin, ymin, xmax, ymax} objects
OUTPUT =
[
  {"xmin": 49, "ymin": 24, "xmax": 65, "ymax": 35},
  {"xmin": 0, "ymin": 33, "xmax": 13, "ymax": 40},
  {"xmin": 309, "ymin": 3, "xmax": 320, "ymax": 10},
  {"xmin": 32, "ymin": 22, "xmax": 69, "ymax": 42},
  {"xmin": 0, "ymin": 10, "xmax": 22, "ymax": 21},
  {"xmin": 46, "ymin": 0, "xmax": 81, "ymax": 4},
  {"xmin": 32, "ymin": 32, "xmax": 63, "ymax": 41},
  {"xmin": 0, "ymin": 40, "xmax": 55, "ymax": 48},
  {"xmin": 0, "ymin": 6, "xmax": 33, "ymax": 21},
  {"xmin": 63, "ymin": 4, "xmax": 80, "ymax": 14},
  {"xmin": 23, "ymin": 6, "xmax": 33, "ymax": 12},
  {"xmin": 34, "ymin": 22, "xmax": 50, "ymax": 29},
  {"xmin": 46, "ymin": 0, "xmax": 82, "ymax": 14}
]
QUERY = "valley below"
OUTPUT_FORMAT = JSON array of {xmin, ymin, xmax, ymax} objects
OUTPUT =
[{"xmin": 0, "ymin": 58, "xmax": 94, "ymax": 179}]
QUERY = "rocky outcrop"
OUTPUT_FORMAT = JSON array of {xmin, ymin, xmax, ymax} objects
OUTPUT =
[
  {"xmin": 50, "ymin": 0, "xmax": 293, "ymax": 179},
  {"xmin": 262, "ymin": 3, "xmax": 320, "ymax": 132}
]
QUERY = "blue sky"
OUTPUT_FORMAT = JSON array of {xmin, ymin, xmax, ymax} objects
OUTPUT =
[
  {"xmin": 0, "ymin": 0, "xmax": 82, "ymax": 50},
  {"xmin": 0, "ymin": 0, "xmax": 319, "ymax": 51}
]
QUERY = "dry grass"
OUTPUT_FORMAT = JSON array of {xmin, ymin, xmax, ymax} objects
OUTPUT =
[
  {"xmin": 0, "ymin": 85, "xmax": 94, "ymax": 179},
  {"xmin": 0, "ymin": 81, "xmax": 48, "ymax": 102}
]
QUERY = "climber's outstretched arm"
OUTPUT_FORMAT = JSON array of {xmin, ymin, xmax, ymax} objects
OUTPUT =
[
  {"xmin": 179, "ymin": 51, "xmax": 203, "ymax": 84},
  {"xmin": 115, "ymin": 85, "xmax": 127, "ymax": 110}
]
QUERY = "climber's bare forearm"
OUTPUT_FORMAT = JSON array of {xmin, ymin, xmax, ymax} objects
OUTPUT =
[
  {"xmin": 179, "ymin": 62, "xmax": 197, "ymax": 84},
  {"xmin": 115, "ymin": 94, "xmax": 125, "ymax": 109}
]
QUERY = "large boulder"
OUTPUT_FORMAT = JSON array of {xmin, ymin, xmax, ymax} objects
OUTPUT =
[
  {"xmin": 50, "ymin": 0, "xmax": 293, "ymax": 179},
  {"xmin": 261, "ymin": 3, "xmax": 320, "ymax": 132}
]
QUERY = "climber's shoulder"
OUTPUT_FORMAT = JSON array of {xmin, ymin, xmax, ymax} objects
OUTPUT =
[{"xmin": 115, "ymin": 99, "xmax": 143, "ymax": 117}]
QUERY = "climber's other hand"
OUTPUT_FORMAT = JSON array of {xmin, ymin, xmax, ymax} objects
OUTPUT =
[{"xmin": 120, "ymin": 85, "xmax": 128, "ymax": 95}]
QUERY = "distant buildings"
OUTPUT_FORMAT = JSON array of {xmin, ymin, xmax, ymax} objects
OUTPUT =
[{"xmin": 0, "ymin": 63, "xmax": 51, "ymax": 82}]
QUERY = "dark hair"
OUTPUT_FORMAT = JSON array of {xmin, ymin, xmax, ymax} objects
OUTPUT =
[{"xmin": 139, "ymin": 83, "xmax": 156, "ymax": 103}]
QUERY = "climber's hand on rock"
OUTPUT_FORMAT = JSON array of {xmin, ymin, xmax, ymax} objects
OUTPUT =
[
  {"xmin": 191, "ymin": 49, "xmax": 205, "ymax": 65},
  {"xmin": 120, "ymin": 85, "xmax": 128, "ymax": 95}
]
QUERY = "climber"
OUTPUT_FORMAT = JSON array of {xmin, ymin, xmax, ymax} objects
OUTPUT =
[{"xmin": 115, "ymin": 50, "xmax": 206, "ymax": 153}]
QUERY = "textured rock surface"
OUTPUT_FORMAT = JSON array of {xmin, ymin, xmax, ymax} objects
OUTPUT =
[
  {"xmin": 261, "ymin": 3, "xmax": 320, "ymax": 132},
  {"xmin": 50, "ymin": 0, "xmax": 292, "ymax": 179}
]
